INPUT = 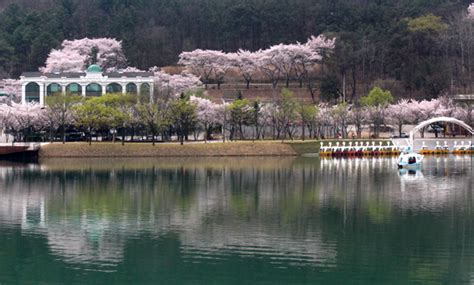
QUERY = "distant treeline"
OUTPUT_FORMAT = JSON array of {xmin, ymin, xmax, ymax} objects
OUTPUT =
[{"xmin": 0, "ymin": 0, "xmax": 473, "ymax": 99}]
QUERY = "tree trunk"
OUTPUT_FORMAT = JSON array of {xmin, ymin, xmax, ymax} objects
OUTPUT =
[
  {"xmin": 302, "ymin": 122, "xmax": 305, "ymax": 141},
  {"xmin": 62, "ymin": 124, "xmax": 66, "ymax": 144}
]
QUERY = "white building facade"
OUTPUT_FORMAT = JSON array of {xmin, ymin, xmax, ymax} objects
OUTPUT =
[{"xmin": 20, "ymin": 65, "xmax": 154, "ymax": 106}]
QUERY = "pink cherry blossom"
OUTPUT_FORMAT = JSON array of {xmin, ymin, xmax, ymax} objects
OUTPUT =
[{"xmin": 41, "ymin": 38, "xmax": 127, "ymax": 73}]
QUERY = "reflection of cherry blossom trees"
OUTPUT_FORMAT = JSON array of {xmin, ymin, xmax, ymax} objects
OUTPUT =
[{"xmin": 41, "ymin": 38, "xmax": 128, "ymax": 73}]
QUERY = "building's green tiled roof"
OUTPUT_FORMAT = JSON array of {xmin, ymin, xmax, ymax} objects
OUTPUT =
[{"xmin": 87, "ymin": 64, "xmax": 103, "ymax": 73}]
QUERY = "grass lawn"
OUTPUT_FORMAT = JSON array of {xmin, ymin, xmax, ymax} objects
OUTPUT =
[
  {"xmin": 39, "ymin": 141, "xmax": 298, "ymax": 157},
  {"xmin": 39, "ymin": 139, "xmax": 393, "ymax": 157}
]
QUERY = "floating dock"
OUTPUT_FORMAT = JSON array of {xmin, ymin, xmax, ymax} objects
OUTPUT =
[
  {"xmin": 319, "ymin": 140, "xmax": 474, "ymax": 157},
  {"xmin": 0, "ymin": 143, "xmax": 40, "ymax": 159}
]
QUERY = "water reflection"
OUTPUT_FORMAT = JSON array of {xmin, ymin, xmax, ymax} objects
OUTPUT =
[{"xmin": 0, "ymin": 156, "xmax": 472, "ymax": 283}]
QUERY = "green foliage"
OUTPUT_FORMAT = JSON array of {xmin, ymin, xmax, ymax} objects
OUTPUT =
[
  {"xmin": 407, "ymin": 14, "xmax": 448, "ymax": 33},
  {"xmin": 137, "ymin": 100, "xmax": 170, "ymax": 145},
  {"xmin": 169, "ymin": 98, "xmax": 197, "ymax": 145},
  {"xmin": 73, "ymin": 97, "xmax": 111, "ymax": 144},
  {"xmin": 73, "ymin": 94, "xmax": 137, "ymax": 144},
  {"xmin": 229, "ymin": 98, "xmax": 251, "ymax": 140},
  {"xmin": 280, "ymin": 88, "xmax": 298, "ymax": 122},
  {"xmin": 360, "ymin": 87, "xmax": 394, "ymax": 107},
  {"xmin": 184, "ymin": 88, "xmax": 206, "ymax": 99},
  {"xmin": 46, "ymin": 93, "xmax": 82, "ymax": 143},
  {"xmin": 97, "ymin": 93, "xmax": 137, "ymax": 134}
]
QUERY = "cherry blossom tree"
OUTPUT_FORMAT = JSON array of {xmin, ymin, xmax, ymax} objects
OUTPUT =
[
  {"xmin": 178, "ymin": 49, "xmax": 221, "ymax": 89},
  {"xmin": 0, "ymin": 102, "xmax": 45, "ymax": 142},
  {"xmin": 232, "ymin": 50, "xmax": 261, "ymax": 89},
  {"xmin": 41, "ymin": 38, "xmax": 127, "ymax": 73},
  {"xmin": 212, "ymin": 52, "xmax": 234, "ymax": 90},
  {"xmin": 257, "ymin": 50, "xmax": 281, "ymax": 89},
  {"xmin": 468, "ymin": 3, "xmax": 474, "ymax": 20},
  {"xmin": 317, "ymin": 104, "xmax": 334, "ymax": 139},
  {"xmin": 257, "ymin": 103, "xmax": 275, "ymax": 139},
  {"xmin": 387, "ymin": 99, "xmax": 416, "ymax": 137},
  {"xmin": 264, "ymin": 44, "xmax": 296, "ymax": 88},
  {"xmin": 190, "ymin": 96, "xmax": 221, "ymax": 141},
  {"xmin": 292, "ymin": 43, "xmax": 315, "ymax": 88},
  {"xmin": 331, "ymin": 103, "xmax": 350, "ymax": 138},
  {"xmin": 348, "ymin": 105, "xmax": 368, "ymax": 139},
  {"xmin": 433, "ymin": 96, "xmax": 458, "ymax": 129},
  {"xmin": 0, "ymin": 79, "xmax": 21, "ymax": 103},
  {"xmin": 304, "ymin": 35, "xmax": 336, "ymax": 102},
  {"xmin": 153, "ymin": 71, "xmax": 202, "ymax": 99}
]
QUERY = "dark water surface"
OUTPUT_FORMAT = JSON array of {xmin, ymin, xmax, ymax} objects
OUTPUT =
[{"xmin": 0, "ymin": 156, "xmax": 472, "ymax": 284}]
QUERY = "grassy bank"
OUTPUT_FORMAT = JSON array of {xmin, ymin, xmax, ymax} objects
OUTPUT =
[
  {"xmin": 39, "ymin": 139, "xmax": 392, "ymax": 158},
  {"xmin": 39, "ymin": 141, "xmax": 298, "ymax": 158}
]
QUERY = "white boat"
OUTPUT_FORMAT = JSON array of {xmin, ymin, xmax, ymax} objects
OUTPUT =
[{"xmin": 397, "ymin": 148, "xmax": 424, "ymax": 169}]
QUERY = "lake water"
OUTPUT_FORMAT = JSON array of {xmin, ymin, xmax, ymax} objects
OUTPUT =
[{"xmin": 0, "ymin": 156, "xmax": 472, "ymax": 284}]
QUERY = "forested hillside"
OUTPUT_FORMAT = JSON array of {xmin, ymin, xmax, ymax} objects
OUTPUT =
[{"xmin": 0, "ymin": 0, "xmax": 473, "ymax": 99}]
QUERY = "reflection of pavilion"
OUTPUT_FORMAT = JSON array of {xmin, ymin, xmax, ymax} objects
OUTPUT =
[{"xmin": 20, "ymin": 64, "xmax": 154, "ymax": 106}]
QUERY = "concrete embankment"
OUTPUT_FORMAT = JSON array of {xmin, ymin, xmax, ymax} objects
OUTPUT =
[{"xmin": 39, "ymin": 141, "xmax": 299, "ymax": 158}]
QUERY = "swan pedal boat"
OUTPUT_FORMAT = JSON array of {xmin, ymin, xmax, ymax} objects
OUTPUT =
[{"xmin": 397, "ymin": 152, "xmax": 424, "ymax": 169}]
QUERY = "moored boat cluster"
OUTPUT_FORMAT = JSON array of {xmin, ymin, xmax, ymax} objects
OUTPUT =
[
  {"xmin": 320, "ymin": 142, "xmax": 401, "ymax": 157},
  {"xmin": 320, "ymin": 140, "xmax": 474, "ymax": 157},
  {"xmin": 419, "ymin": 141, "xmax": 474, "ymax": 155}
]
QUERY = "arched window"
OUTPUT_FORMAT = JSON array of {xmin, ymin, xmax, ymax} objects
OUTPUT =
[
  {"xmin": 140, "ymin": 82, "xmax": 151, "ymax": 96},
  {"xmin": 86, "ymin": 83, "xmax": 102, "ymax": 97},
  {"xmin": 47, "ymin": 83, "xmax": 62, "ymax": 96},
  {"xmin": 25, "ymin": 82, "xmax": 40, "ymax": 103},
  {"xmin": 106, "ymin": 83, "xmax": 122, "ymax": 94},
  {"xmin": 66, "ymin": 83, "xmax": 82, "ymax": 95},
  {"xmin": 126, "ymin": 83, "xmax": 137, "ymax": 94}
]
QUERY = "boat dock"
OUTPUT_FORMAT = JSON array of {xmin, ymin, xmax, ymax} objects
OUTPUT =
[
  {"xmin": 320, "ymin": 139, "xmax": 473, "ymax": 157},
  {"xmin": 0, "ymin": 143, "xmax": 41, "ymax": 158}
]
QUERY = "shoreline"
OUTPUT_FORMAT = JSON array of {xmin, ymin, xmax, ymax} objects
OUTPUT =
[
  {"xmin": 37, "ymin": 139, "xmax": 391, "ymax": 158},
  {"xmin": 38, "ymin": 141, "xmax": 299, "ymax": 158}
]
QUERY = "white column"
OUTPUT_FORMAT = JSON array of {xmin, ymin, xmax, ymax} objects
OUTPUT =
[
  {"xmin": 61, "ymin": 85, "xmax": 66, "ymax": 95},
  {"xmin": 39, "ymin": 83, "xmax": 45, "ymax": 106},
  {"xmin": 101, "ymin": 84, "xmax": 107, "ymax": 95},
  {"xmin": 150, "ymin": 84, "xmax": 154, "ymax": 101},
  {"xmin": 137, "ymin": 83, "xmax": 141, "ymax": 96},
  {"xmin": 21, "ymin": 84, "xmax": 26, "ymax": 104},
  {"xmin": 121, "ymin": 84, "xmax": 127, "ymax": 94},
  {"xmin": 81, "ymin": 85, "xmax": 87, "ymax": 97}
]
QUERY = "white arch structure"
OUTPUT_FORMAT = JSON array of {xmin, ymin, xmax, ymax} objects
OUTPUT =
[{"xmin": 409, "ymin": 117, "xmax": 473, "ymax": 145}]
